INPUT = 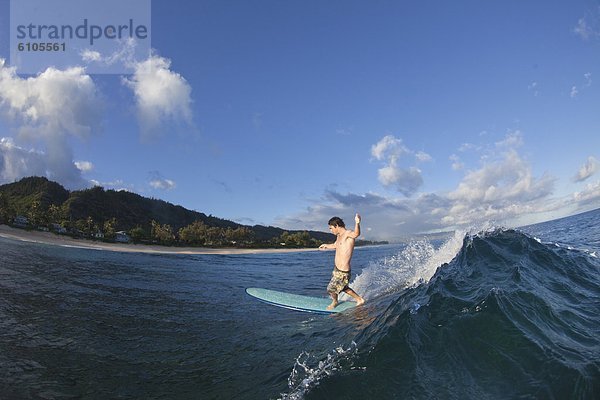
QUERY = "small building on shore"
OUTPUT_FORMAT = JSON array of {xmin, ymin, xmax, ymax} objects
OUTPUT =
[
  {"xmin": 13, "ymin": 216, "xmax": 28, "ymax": 229},
  {"xmin": 115, "ymin": 231, "xmax": 130, "ymax": 243},
  {"xmin": 50, "ymin": 223, "xmax": 67, "ymax": 234}
]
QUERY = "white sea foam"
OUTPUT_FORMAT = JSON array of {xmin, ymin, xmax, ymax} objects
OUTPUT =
[
  {"xmin": 278, "ymin": 342, "xmax": 359, "ymax": 400},
  {"xmin": 348, "ymin": 230, "xmax": 466, "ymax": 301}
]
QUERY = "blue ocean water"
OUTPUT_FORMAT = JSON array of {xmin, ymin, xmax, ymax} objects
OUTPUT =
[{"xmin": 1, "ymin": 209, "xmax": 599, "ymax": 399}]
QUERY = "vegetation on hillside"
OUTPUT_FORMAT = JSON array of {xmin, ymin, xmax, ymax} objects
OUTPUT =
[{"xmin": 0, "ymin": 177, "xmax": 388, "ymax": 248}]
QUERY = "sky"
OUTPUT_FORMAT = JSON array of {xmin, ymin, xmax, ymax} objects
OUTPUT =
[{"xmin": 0, "ymin": 0, "xmax": 599, "ymax": 240}]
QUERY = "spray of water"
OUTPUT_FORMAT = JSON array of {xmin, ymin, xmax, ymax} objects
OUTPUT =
[
  {"xmin": 349, "ymin": 230, "xmax": 466, "ymax": 300},
  {"xmin": 279, "ymin": 342, "xmax": 359, "ymax": 400}
]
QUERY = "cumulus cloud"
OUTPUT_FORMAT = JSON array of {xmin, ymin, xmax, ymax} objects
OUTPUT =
[
  {"xmin": 75, "ymin": 161, "xmax": 94, "ymax": 173},
  {"xmin": 275, "ymin": 190, "xmax": 423, "ymax": 240},
  {"xmin": 123, "ymin": 54, "xmax": 193, "ymax": 138},
  {"xmin": 377, "ymin": 165, "xmax": 423, "ymax": 195},
  {"xmin": 0, "ymin": 59, "xmax": 103, "ymax": 139},
  {"xmin": 284, "ymin": 151, "xmax": 556, "ymax": 238},
  {"xmin": 80, "ymin": 47, "xmax": 195, "ymax": 138},
  {"xmin": 0, "ymin": 137, "xmax": 90, "ymax": 188},
  {"xmin": 0, "ymin": 138, "xmax": 47, "ymax": 182},
  {"xmin": 149, "ymin": 171, "xmax": 176, "ymax": 190},
  {"xmin": 371, "ymin": 135, "xmax": 408, "ymax": 161},
  {"xmin": 0, "ymin": 59, "xmax": 103, "ymax": 188},
  {"xmin": 280, "ymin": 132, "xmax": 565, "ymax": 239},
  {"xmin": 573, "ymin": 180, "xmax": 600, "ymax": 207},
  {"xmin": 440, "ymin": 133, "xmax": 562, "ymax": 227},
  {"xmin": 573, "ymin": 156, "xmax": 599, "ymax": 182},
  {"xmin": 444, "ymin": 150, "xmax": 555, "ymax": 225},
  {"xmin": 150, "ymin": 179, "xmax": 176, "ymax": 190},
  {"xmin": 371, "ymin": 135, "xmax": 424, "ymax": 196},
  {"xmin": 276, "ymin": 188, "xmax": 467, "ymax": 240}
]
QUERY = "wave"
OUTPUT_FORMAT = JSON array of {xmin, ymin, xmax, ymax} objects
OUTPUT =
[
  {"xmin": 349, "ymin": 229, "xmax": 466, "ymax": 300},
  {"xmin": 280, "ymin": 228, "xmax": 600, "ymax": 399}
]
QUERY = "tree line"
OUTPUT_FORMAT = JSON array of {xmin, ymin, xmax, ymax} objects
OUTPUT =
[
  {"xmin": 0, "ymin": 177, "xmax": 387, "ymax": 248},
  {"xmin": 0, "ymin": 195, "xmax": 324, "ymax": 248}
]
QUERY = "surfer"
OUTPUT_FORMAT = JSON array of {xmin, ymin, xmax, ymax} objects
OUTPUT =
[{"xmin": 319, "ymin": 213, "xmax": 365, "ymax": 310}]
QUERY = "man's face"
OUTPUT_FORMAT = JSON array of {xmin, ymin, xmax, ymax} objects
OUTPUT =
[{"xmin": 329, "ymin": 225, "xmax": 341, "ymax": 235}]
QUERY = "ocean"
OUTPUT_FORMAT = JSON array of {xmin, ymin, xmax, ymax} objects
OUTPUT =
[{"xmin": 1, "ymin": 209, "xmax": 599, "ymax": 399}]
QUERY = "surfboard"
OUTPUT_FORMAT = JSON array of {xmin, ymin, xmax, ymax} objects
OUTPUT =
[{"xmin": 246, "ymin": 287, "xmax": 356, "ymax": 314}]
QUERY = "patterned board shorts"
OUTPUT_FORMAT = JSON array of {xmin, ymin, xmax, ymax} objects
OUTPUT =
[{"xmin": 327, "ymin": 267, "xmax": 351, "ymax": 294}]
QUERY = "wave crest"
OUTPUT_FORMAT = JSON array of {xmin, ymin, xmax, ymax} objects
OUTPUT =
[{"xmin": 350, "ymin": 230, "xmax": 465, "ymax": 300}]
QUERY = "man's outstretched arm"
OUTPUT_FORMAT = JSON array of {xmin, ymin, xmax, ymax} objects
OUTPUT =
[
  {"xmin": 319, "ymin": 243, "xmax": 336, "ymax": 250},
  {"xmin": 350, "ymin": 213, "xmax": 361, "ymax": 239}
]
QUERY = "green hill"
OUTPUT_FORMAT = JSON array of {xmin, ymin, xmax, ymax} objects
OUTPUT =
[
  {"xmin": 0, "ymin": 176, "xmax": 69, "ymax": 210},
  {"xmin": 0, "ymin": 176, "xmax": 339, "ymax": 247}
]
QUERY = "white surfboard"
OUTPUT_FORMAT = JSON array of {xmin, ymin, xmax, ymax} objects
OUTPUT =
[{"xmin": 246, "ymin": 287, "xmax": 356, "ymax": 314}]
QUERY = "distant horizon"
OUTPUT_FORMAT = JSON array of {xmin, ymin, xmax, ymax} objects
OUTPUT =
[{"xmin": 0, "ymin": 0, "xmax": 598, "ymax": 240}]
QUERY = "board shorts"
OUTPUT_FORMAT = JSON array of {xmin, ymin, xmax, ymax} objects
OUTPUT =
[{"xmin": 327, "ymin": 266, "xmax": 351, "ymax": 294}]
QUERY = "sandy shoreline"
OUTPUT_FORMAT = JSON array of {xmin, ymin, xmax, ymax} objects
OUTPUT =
[{"xmin": 0, "ymin": 224, "xmax": 320, "ymax": 255}]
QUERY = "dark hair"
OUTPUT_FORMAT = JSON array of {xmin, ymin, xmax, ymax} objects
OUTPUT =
[{"xmin": 328, "ymin": 216, "xmax": 345, "ymax": 228}]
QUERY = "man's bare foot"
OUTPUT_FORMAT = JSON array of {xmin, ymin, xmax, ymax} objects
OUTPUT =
[
  {"xmin": 356, "ymin": 298, "xmax": 365, "ymax": 306},
  {"xmin": 327, "ymin": 301, "xmax": 338, "ymax": 310}
]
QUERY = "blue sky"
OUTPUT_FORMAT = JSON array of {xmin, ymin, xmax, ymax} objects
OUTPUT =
[{"xmin": 0, "ymin": 0, "xmax": 599, "ymax": 240}]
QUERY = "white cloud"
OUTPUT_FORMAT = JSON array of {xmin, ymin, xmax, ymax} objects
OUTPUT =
[
  {"xmin": 275, "ymin": 190, "xmax": 428, "ymax": 240},
  {"xmin": 371, "ymin": 135, "xmax": 408, "ymax": 161},
  {"xmin": 81, "ymin": 50, "xmax": 103, "ymax": 62},
  {"xmin": 149, "ymin": 171, "xmax": 176, "ymax": 190},
  {"xmin": 0, "ymin": 137, "xmax": 89, "ymax": 188},
  {"xmin": 90, "ymin": 178, "xmax": 135, "ymax": 193},
  {"xmin": 150, "ymin": 178, "xmax": 176, "ymax": 190},
  {"xmin": 570, "ymin": 85, "xmax": 579, "ymax": 98},
  {"xmin": 378, "ymin": 165, "xmax": 423, "ymax": 196},
  {"xmin": 74, "ymin": 161, "xmax": 94, "ymax": 173},
  {"xmin": 415, "ymin": 151, "xmax": 432, "ymax": 162},
  {"xmin": 281, "ymin": 132, "xmax": 566, "ymax": 239},
  {"xmin": 445, "ymin": 150, "xmax": 555, "ymax": 226},
  {"xmin": 0, "ymin": 137, "xmax": 47, "ymax": 182},
  {"xmin": 573, "ymin": 156, "xmax": 599, "ymax": 182},
  {"xmin": 450, "ymin": 154, "xmax": 464, "ymax": 171},
  {"xmin": 0, "ymin": 59, "xmax": 103, "ymax": 140},
  {"xmin": 495, "ymin": 130, "xmax": 523, "ymax": 148},
  {"xmin": 123, "ymin": 54, "xmax": 193, "ymax": 138},
  {"xmin": 570, "ymin": 73, "xmax": 593, "ymax": 98},
  {"xmin": 81, "ymin": 38, "xmax": 137, "ymax": 67},
  {"xmin": 0, "ymin": 60, "xmax": 103, "ymax": 188},
  {"xmin": 371, "ymin": 135, "xmax": 424, "ymax": 196},
  {"xmin": 573, "ymin": 180, "xmax": 600, "ymax": 207},
  {"xmin": 574, "ymin": 17, "xmax": 596, "ymax": 40}
]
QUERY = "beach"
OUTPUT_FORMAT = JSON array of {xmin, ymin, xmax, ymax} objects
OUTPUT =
[{"xmin": 0, "ymin": 224, "xmax": 318, "ymax": 255}]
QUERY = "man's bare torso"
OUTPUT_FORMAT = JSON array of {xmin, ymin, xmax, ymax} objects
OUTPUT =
[{"xmin": 334, "ymin": 230, "xmax": 356, "ymax": 271}]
